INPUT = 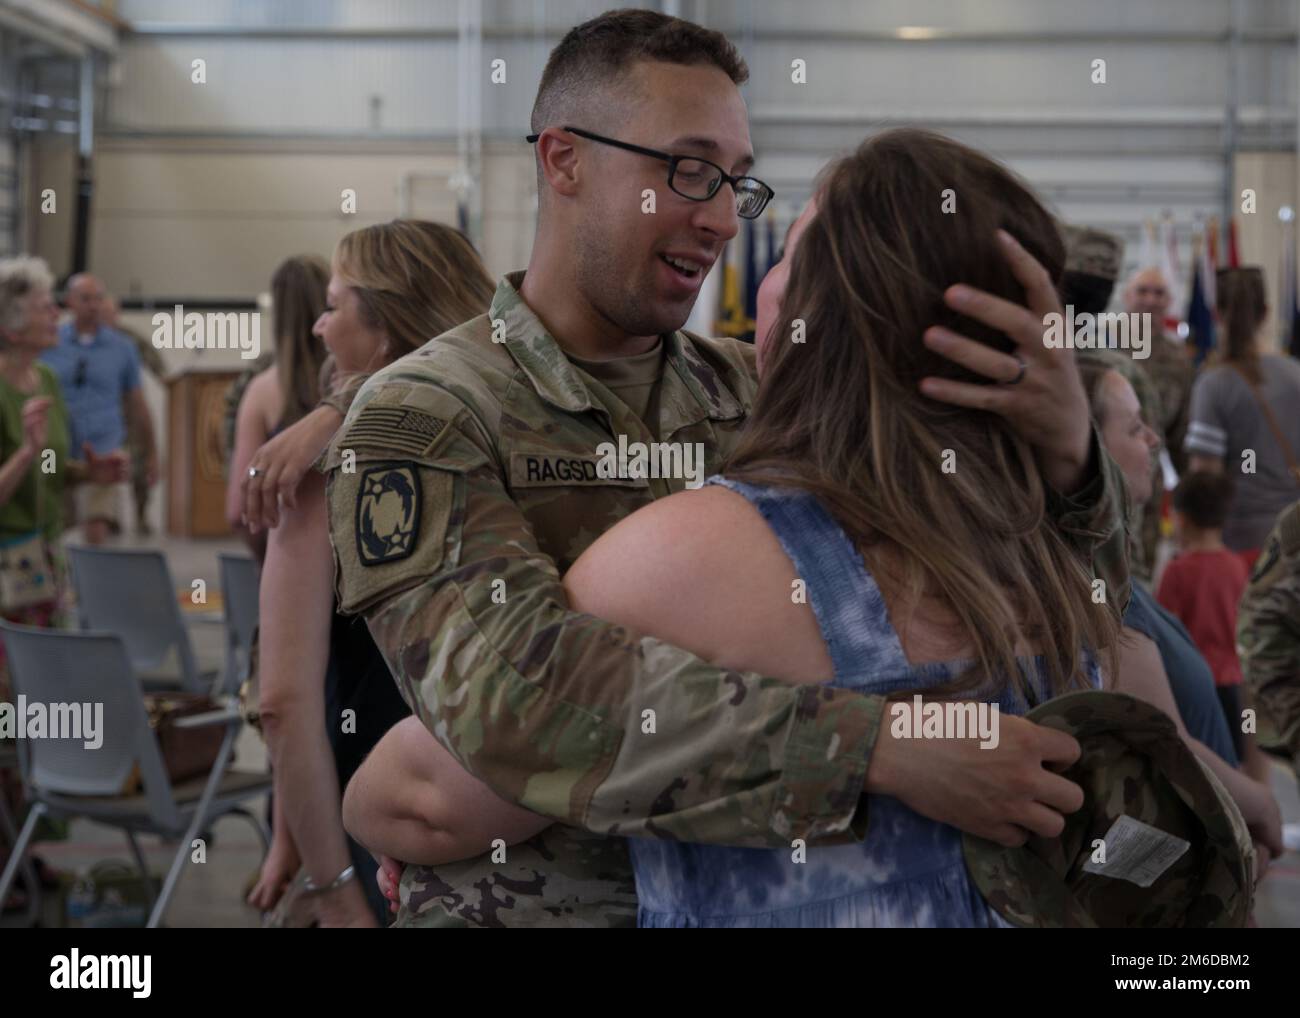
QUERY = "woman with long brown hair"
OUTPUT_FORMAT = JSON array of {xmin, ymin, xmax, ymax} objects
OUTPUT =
[
  {"xmin": 253, "ymin": 220, "xmax": 494, "ymax": 925},
  {"xmin": 1185, "ymin": 266, "xmax": 1300, "ymax": 568},
  {"xmin": 225, "ymin": 254, "xmax": 330, "ymax": 563}
]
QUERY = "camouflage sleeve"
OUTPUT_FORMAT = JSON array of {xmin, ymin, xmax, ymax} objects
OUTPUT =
[
  {"xmin": 324, "ymin": 383, "xmax": 881, "ymax": 849},
  {"xmin": 1237, "ymin": 514, "xmax": 1300, "ymax": 766},
  {"xmin": 1044, "ymin": 424, "xmax": 1132, "ymax": 615}
]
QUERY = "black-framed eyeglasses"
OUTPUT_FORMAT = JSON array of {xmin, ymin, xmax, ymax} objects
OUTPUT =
[{"xmin": 526, "ymin": 126, "xmax": 774, "ymax": 220}]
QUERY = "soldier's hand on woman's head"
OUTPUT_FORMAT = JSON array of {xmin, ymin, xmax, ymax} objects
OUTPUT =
[{"xmin": 918, "ymin": 229, "xmax": 1093, "ymax": 496}]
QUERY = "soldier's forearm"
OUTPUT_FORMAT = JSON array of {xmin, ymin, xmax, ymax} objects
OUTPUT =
[{"xmin": 366, "ymin": 558, "xmax": 880, "ymax": 849}]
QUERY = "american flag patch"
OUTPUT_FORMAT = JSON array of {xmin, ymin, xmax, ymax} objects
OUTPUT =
[{"xmin": 344, "ymin": 406, "xmax": 449, "ymax": 457}]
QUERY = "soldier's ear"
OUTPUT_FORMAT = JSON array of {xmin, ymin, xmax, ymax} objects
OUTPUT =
[{"xmin": 536, "ymin": 129, "xmax": 581, "ymax": 202}]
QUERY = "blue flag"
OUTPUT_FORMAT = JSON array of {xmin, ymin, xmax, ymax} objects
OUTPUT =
[
  {"xmin": 743, "ymin": 219, "xmax": 759, "ymax": 340},
  {"xmin": 1186, "ymin": 248, "xmax": 1215, "ymax": 367}
]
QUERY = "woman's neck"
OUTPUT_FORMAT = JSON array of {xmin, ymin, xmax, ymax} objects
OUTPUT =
[{"xmin": 0, "ymin": 349, "xmax": 39, "ymax": 391}]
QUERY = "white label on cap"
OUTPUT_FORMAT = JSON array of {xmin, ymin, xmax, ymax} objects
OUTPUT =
[{"xmin": 1082, "ymin": 815, "xmax": 1190, "ymax": 888}]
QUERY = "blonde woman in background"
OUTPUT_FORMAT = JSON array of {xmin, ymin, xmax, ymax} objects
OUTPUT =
[{"xmin": 253, "ymin": 221, "xmax": 494, "ymax": 926}]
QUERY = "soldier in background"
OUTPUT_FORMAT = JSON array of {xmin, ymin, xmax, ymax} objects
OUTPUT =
[
  {"xmin": 1238, "ymin": 499, "xmax": 1300, "ymax": 785},
  {"xmin": 100, "ymin": 294, "xmax": 166, "ymax": 535},
  {"xmin": 1064, "ymin": 226, "xmax": 1162, "ymax": 582},
  {"xmin": 1125, "ymin": 265, "xmax": 1194, "ymax": 475},
  {"xmin": 1126, "ymin": 265, "xmax": 1195, "ymax": 579}
]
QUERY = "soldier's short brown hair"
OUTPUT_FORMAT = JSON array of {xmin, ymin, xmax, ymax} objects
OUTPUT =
[{"xmin": 529, "ymin": 9, "xmax": 748, "ymax": 137}]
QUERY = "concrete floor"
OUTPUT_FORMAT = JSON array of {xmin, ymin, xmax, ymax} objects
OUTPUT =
[{"xmin": 7, "ymin": 529, "xmax": 1300, "ymax": 928}]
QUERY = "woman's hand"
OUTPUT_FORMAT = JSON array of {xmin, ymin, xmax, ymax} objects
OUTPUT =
[
  {"xmin": 247, "ymin": 830, "xmax": 301, "ymax": 912},
  {"xmin": 83, "ymin": 444, "xmax": 129, "ymax": 485},
  {"xmin": 20, "ymin": 397, "xmax": 51, "ymax": 454},
  {"xmin": 920, "ymin": 229, "xmax": 1093, "ymax": 495},
  {"xmin": 242, "ymin": 405, "xmax": 343, "ymax": 532},
  {"xmin": 376, "ymin": 854, "xmax": 403, "ymax": 915}
]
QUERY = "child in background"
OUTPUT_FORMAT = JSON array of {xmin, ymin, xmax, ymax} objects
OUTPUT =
[{"xmin": 1157, "ymin": 471, "xmax": 1261, "ymax": 774}]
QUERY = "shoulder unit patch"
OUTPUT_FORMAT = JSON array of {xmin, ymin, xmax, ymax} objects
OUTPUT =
[{"xmin": 356, "ymin": 465, "xmax": 422, "ymax": 566}]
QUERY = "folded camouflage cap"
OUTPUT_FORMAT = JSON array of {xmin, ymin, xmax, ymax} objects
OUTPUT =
[
  {"xmin": 963, "ymin": 691, "xmax": 1255, "ymax": 928},
  {"xmin": 1063, "ymin": 225, "xmax": 1125, "ymax": 281}
]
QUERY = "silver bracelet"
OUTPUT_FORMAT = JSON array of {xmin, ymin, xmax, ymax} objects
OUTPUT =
[{"xmin": 302, "ymin": 864, "xmax": 356, "ymax": 893}]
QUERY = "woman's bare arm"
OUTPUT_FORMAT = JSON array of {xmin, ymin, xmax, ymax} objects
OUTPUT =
[
  {"xmin": 226, "ymin": 372, "xmax": 273, "ymax": 556},
  {"xmin": 342, "ymin": 716, "xmax": 549, "ymax": 865},
  {"xmin": 257, "ymin": 471, "xmax": 373, "ymax": 922}
]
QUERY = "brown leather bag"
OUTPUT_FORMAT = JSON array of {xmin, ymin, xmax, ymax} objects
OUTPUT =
[{"xmin": 122, "ymin": 693, "xmax": 226, "ymax": 793}]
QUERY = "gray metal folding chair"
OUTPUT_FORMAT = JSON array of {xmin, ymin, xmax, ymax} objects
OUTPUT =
[
  {"xmin": 0, "ymin": 620, "xmax": 270, "ymax": 927},
  {"xmin": 0, "ymin": 744, "xmax": 41, "ymax": 928},
  {"xmin": 67, "ymin": 546, "xmax": 217, "ymax": 693},
  {"xmin": 217, "ymin": 553, "xmax": 259, "ymax": 698}
]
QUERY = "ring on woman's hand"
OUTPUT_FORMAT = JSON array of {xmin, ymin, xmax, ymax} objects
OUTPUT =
[
  {"xmin": 1001, "ymin": 357, "xmax": 1027, "ymax": 387},
  {"xmin": 248, "ymin": 466, "xmax": 262, "ymax": 478}
]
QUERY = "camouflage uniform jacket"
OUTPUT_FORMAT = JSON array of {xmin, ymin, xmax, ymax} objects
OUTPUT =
[
  {"xmin": 323, "ymin": 271, "xmax": 1132, "ymax": 927},
  {"xmin": 1238, "ymin": 499, "xmax": 1300, "ymax": 776}
]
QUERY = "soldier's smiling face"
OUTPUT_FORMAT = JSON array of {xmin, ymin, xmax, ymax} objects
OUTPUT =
[{"xmin": 574, "ymin": 59, "xmax": 751, "ymax": 338}]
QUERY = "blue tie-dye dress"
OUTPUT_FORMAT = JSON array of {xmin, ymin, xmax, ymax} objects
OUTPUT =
[{"xmin": 630, "ymin": 477, "xmax": 1102, "ymax": 928}]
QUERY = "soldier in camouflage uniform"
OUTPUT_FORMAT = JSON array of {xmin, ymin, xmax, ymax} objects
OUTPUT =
[
  {"xmin": 323, "ymin": 10, "xmax": 1133, "ymax": 927},
  {"xmin": 1238, "ymin": 499, "xmax": 1300, "ymax": 782}
]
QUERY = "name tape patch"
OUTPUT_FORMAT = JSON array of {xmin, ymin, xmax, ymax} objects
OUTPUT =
[{"xmin": 510, "ymin": 452, "xmax": 649, "ymax": 488}]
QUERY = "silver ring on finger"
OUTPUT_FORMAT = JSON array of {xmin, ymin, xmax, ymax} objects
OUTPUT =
[
  {"xmin": 248, "ymin": 466, "xmax": 262, "ymax": 479},
  {"xmin": 1001, "ymin": 357, "xmax": 1027, "ymax": 387}
]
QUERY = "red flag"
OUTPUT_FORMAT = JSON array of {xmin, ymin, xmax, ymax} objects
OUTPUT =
[{"xmin": 1227, "ymin": 219, "xmax": 1240, "ymax": 268}]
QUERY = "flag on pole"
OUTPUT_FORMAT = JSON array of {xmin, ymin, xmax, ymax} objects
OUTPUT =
[
  {"xmin": 1158, "ymin": 212, "xmax": 1183, "ymax": 330},
  {"xmin": 714, "ymin": 239, "xmax": 748, "ymax": 338},
  {"xmin": 1280, "ymin": 207, "xmax": 1300, "ymax": 357},
  {"xmin": 1205, "ymin": 217, "xmax": 1219, "ymax": 305},
  {"xmin": 1186, "ymin": 223, "xmax": 1216, "ymax": 367},
  {"xmin": 743, "ymin": 218, "xmax": 760, "ymax": 341},
  {"xmin": 1138, "ymin": 218, "xmax": 1159, "ymax": 272}
]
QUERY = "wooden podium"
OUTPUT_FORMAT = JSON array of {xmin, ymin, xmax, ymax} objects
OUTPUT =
[{"xmin": 166, "ymin": 369, "xmax": 239, "ymax": 537}]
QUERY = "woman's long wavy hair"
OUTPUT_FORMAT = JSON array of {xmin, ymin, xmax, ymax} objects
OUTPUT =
[
  {"xmin": 332, "ymin": 219, "xmax": 496, "ymax": 381},
  {"xmin": 1213, "ymin": 266, "xmax": 1267, "ymax": 385},
  {"xmin": 727, "ymin": 128, "xmax": 1120, "ymax": 701},
  {"xmin": 270, "ymin": 254, "xmax": 330, "ymax": 428}
]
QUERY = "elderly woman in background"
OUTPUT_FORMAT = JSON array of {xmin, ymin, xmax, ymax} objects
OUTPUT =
[
  {"xmin": 0, "ymin": 256, "xmax": 126, "ymax": 640},
  {"xmin": 0, "ymin": 256, "xmax": 126, "ymax": 913}
]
